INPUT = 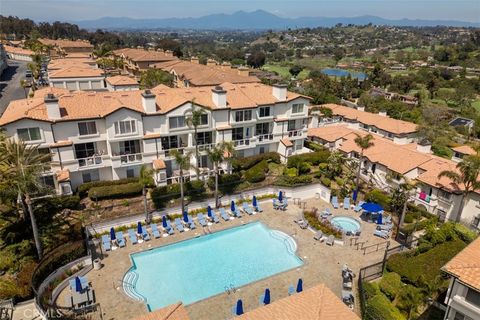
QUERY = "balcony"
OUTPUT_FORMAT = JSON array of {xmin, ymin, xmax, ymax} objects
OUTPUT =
[
  {"xmin": 196, "ymin": 143, "xmax": 215, "ymax": 152},
  {"xmin": 233, "ymin": 139, "xmax": 251, "ymax": 147},
  {"xmin": 163, "ymin": 147, "xmax": 185, "ymax": 157},
  {"xmin": 287, "ymin": 129, "xmax": 303, "ymax": 138},
  {"xmin": 120, "ymin": 153, "xmax": 142, "ymax": 164},
  {"xmin": 257, "ymin": 134, "xmax": 274, "ymax": 143},
  {"xmin": 78, "ymin": 155, "xmax": 103, "ymax": 168}
]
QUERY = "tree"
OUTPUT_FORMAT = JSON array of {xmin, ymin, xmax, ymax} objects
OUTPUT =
[
  {"xmin": 397, "ymin": 285, "xmax": 422, "ymax": 320},
  {"xmin": 353, "ymin": 134, "xmax": 374, "ymax": 203},
  {"xmin": 289, "ymin": 65, "xmax": 303, "ymax": 78},
  {"xmin": 20, "ymin": 80, "xmax": 29, "ymax": 98},
  {"xmin": 206, "ymin": 142, "xmax": 235, "ymax": 208},
  {"xmin": 0, "ymin": 139, "xmax": 51, "ymax": 259},
  {"xmin": 390, "ymin": 180, "xmax": 415, "ymax": 230},
  {"xmin": 186, "ymin": 103, "xmax": 206, "ymax": 180},
  {"xmin": 170, "ymin": 149, "xmax": 193, "ymax": 215},
  {"xmin": 247, "ymin": 51, "xmax": 266, "ymax": 68},
  {"xmin": 139, "ymin": 69, "xmax": 173, "ymax": 89},
  {"xmin": 333, "ymin": 47, "xmax": 345, "ymax": 63},
  {"xmin": 139, "ymin": 165, "xmax": 154, "ymax": 223},
  {"xmin": 436, "ymin": 88, "xmax": 455, "ymax": 105},
  {"xmin": 326, "ymin": 151, "xmax": 346, "ymax": 179},
  {"xmin": 438, "ymin": 155, "xmax": 480, "ymax": 222}
]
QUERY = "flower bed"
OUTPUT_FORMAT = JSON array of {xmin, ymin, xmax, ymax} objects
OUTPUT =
[{"xmin": 303, "ymin": 209, "xmax": 342, "ymax": 238}]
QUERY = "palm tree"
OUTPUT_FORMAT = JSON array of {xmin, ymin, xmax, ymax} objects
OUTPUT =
[
  {"xmin": 20, "ymin": 79, "xmax": 29, "ymax": 98},
  {"xmin": 438, "ymin": 155, "xmax": 480, "ymax": 222},
  {"xmin": 139, "ymin": 165, "xmax": 154, "ymax": 223},
  {"xmin": 397, "ymin": 181, "xmax": 415, "ymax": 229},
  {"xmin": 93, "ymin": 44, "xmax": 112, "ymax": 59},
  {"xmin": 207, "ymin": 142, "xmax": 235, "ymax": 208},
  {"xmin": 326, "ymin": 150, "xmax": 346, "ymax": 179},
  {"xmin": 186, "ymin": 103, "xmax": 206, "ymax": 180},
  {"xmin": 170, "ymin": 149, "xmax": 193, "ymax": 214},
  {"xmin": 353, "ymin": 133, "xmax": 374, "ymax": 203},
  {"xmin": 0, "ymin": 139, "xmax": 51, "ymax": 259}
]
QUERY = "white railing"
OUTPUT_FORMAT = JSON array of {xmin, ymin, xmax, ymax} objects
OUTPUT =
[
  {"xmin": 163, "ymin": 147, "xmax": 186, "ymax": 157},
  {"xmin": 196, "ymin": 143, "xmax": 215, "ymax": 151},
  {"xmin": 257, "ymin": 134, "xmax": 274, "ymax": 142},
  {"xmin": 77, "ymin": 155, "xmax": 103, "ymax": 168},
  {"xmin": 233, "ymin": 139, "xmax": 251, "ymax": 147},
  {"xmin": 119, "ymin": 153, "xmax": 142, "ymax": 164},
  {"xmin": 288, "ymin": 129, "xmax": 303, "ymax": 137}
]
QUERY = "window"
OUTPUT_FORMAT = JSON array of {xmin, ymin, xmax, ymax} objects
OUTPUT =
[
  {"xmin": 466, "ymin": 288, "xmax": 480, "ymax": 307},
  {"xmin": 294, "ymin": 140, "xmax": 303, "ymax": 151},
  {"xmin": 169, "ymin": 116, "xmax": 186, "ymax": 129},
  {"xmin": 437, "ymin": 210, "xmax": 447, "ymax": 222},
  {"xmin": 288, "ymin": 120, "xmax": 297, "ymax": 131},
  {"xmin": 78, "ymin": 121, "xmax": 97, "ymax": 136},
  {"xmin": 472, "ymin": 215, "xmax": 480, "ymax": 229},
  {"xmin": 232, "ymin": 127, "xmax": 244, "ymax": 140},
  {"xmin": 235, "ymin": 110, "xmax": 252, "ymax": 122},
  {"xmin": 199, "ymin": 114, "xmax": 208, "ymax": 125},
  {"xmin": 17, "ymin": 128, "xmax": 41, "ymax": 141},
  {"xmin": 39, "ymin": 175, "xmax": 55, "ymax": 189},
  {"xmin": 82, "ymin": 170, "xmax": 99, "ymax": 183},
  {"xmin": 256, "ymin": 123, "xmax": 271, "ymax": 135},
  {"xmin": 438, "ymin": 190, "xmax": 452, "ymax": 201},
  {"xmin": 126, "ymin": 168, "xmax": 135, "ymax": 178},
  {"xmin": 161, "ymin": 136, "xmax": 179, "ymax": 150},
  {"xmin": 74, "ymin": 142, "xmax": 96, "ymax": 159},
  {"xmin": 119, "ymin": 140, "xmax": 141, "ymax": 154},
  {"xmin": 114, "ymin": 120, "xmax": 136, "ymax": 135},
  {"xmin": 259, "ymin": 107, "xmax": 271, "ymax": 118},
  {"xmin": 196, "ymin": 132, "xmax": 212, "ymax": 145},
  {"xmin": 292, "ymin": 103, "xmax": 304, "ymax": 114}
]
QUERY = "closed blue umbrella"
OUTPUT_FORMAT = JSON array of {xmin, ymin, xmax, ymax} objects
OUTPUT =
[
  {"xmin": 110, "ymin": 227, "xmax": 116, "ymax": 241},
  {"xmin": 235, "ymin": 299, "xmax": 244, "ymax": 315},
  {"xmin": 296, "ymin": 278, "xmax": 303, "ymax": 293},
  {"xmin": 183, "ymin": 210, "xmax": 189, "ymax": 223},
  {"xmin": 353, "ymin": 190, "xmax": 358, "ymax": 202},
  {"xmin": 207, "ymin": 206, "xmax": 212, "ymax": 218},
  {"xmin": 377, "ymin": 212, "xmax": 383, "ymax": 225},
  {"xmin": 361, "ymin": 202, "xmax": 383, "ymax": 213},
  {"xmin": 278, "ymin": 191, "xmax": 283, "ymax": 202},
  {"xmin": 263, "ymin": 288, "xmax": 271, "ymax": 305},
  {"xmin": 162, "ymin": 215, "xmax": 167, "ymax": 228},
  {"xmin": 252, "ymin": 196, "xmax": 257, "ymax": 208},
  {"xmin": 231, "ymin": 200, "xmax": 235, "ymax": 212},
  {"xmin": 75, "ymin": 276, "xmax": 82, "ymax": 292},
  {"xmin": 137, "ymin": 221, "xmax": 142, "ymax": 234}
]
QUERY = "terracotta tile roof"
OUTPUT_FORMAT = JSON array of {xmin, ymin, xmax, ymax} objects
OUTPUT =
[
  {"xmin": 56, "ymin": 169, "xmax": 70, "ymax": 182},
  {"xmin": 416, "ymin": 156, "xmax": 467, "ymax": 192},
  {"xmin": 307, "ymin": 125, "xmax": 354, "ymax": 142},
  {"xmin": 39, "ymin": 38, "xmax": 93, "ymax": 49},
  {"xmin": 113, "ymin": 48, "xmax": 178, "ymax": 63},
  {"xmin": 237, "ymin": 284, "xmax": 359, "ymax": 320},
  {"xmin": 452, "ymin": 145, "xmax": 477, "ymax": 156},
  {"xmin": 321, "ymin": 104, "xmax": 418, "ymax": 135},
  {"xmin": 442, "ymin": 237, "xmax": 480, "ymax": 291},
  {"xmin": 49, "ymin": 140, "xmax": 73, "ymax": 148},
  {"xmin": 132, "ymin": 302, "xmax": 190, "ymax": 320},
  {"xmin": 153, "ymin": 159, "xmax": 166, "ymax": 170},
  {"xmin": 64, "ymin": 52, "xmax": 92, "ymax": 59},
  {"xmin": 143, "ymin": 132, "xmax": 161, "ymax": 139},
  {"xmin": 4, "ymin": 45, "xmax": 33, "ymax": 56},
  {"xmin": 48, "ymin": 66, "xmax": 104, "ymax": 78},
  {"xmin": 281, "ymin": 137, "xmax": 293, "ymax": 147},
  {"xmin": 106, "ymin": 75, "xmax": 138, "ymax": 86},
  {"xmin": 152, "ymin": 60, "xmax": 260, "ymax": 86},
  {"xmin": 33, "ymin": 87, "xmax": 72, "ymax": 98},
  {"xmin": 48, "ymin": 58, "xmax": 96, "ymax": 70}
]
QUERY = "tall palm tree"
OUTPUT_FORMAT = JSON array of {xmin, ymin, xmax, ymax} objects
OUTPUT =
[
  {"xmin": 438, "ymin": 155, "xmax": 480, "ymax": 222},
  {"xmin": 353, "ymin": 133, "xmax": 374, "ymax": 203},
  {"xmin": 139, "ymin": 165, "xmax": 154, "ymax": 223},
  {"xmin": 186, "ymin": 103, "xmax": 206, "ymax": 180},
  {"xmin": 207, "ymin": 142, "xmax": 235, "ymax": 208},
  {"xmin": 170, "ymin": 149, "xmax": 193, "ymax": 214},
  {"xmin": 0, "ymin": 139, "xmax": 51, "ymax": 259}
]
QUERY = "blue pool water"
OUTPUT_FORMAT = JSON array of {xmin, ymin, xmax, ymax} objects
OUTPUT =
[
  {"xmin": 124, "ymin": 222, "xmax": 303, "ymax": 310},
  {"xmin": 331, "ymin": 216, "xmax": 361, "ymax": 233},
  {"xmin": 321, "ymin": 68, "xmax": 367, "ymax": 80}
]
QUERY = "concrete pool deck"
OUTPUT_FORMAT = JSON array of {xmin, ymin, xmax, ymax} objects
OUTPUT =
[{"xmin": 56, "ymin": 197, "xmax": 399, "ymax": 320}]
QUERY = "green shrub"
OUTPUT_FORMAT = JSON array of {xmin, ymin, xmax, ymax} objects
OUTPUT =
[
  {"xmin": 274, "ymin": 175, "xmax": 313, "ymax": 187},
  {"xmin": 366, "ymin": 294, "xmax": 405, "ymax": 320},
  {"xmin": 50, "ymin": 195, "xmax": 81, "ymax": 210},
  {"xmin": 362, "ymin": 281, "xmax": 380, "ymax": 299},
  {"xmin": 284, "ymin": 167, "xmax": 298, "ymax": 177},
  {"xmin": 303, "ymin": 210, "xmax": 342, "ymax": 238},
  {"xmin": 232, "ymin": 152, "xmax": 280, "ymax": 171},
  {"xmin": 365, "ymin": 189, "xmax": 391, "ymax": 209},
  {"xmin": 304, "ymin": 140, "xmax": 326, "ymax": 152},
  {"xmin": 454, "ymin": 223, "xmax": 477, "ymax": 243},
  {"xmin": 88, "ymin": 182, "xmax": 143, "ymax": 200},
  {"xmin": 320, "ymin": 176, "xmax": 331, "ymax": 187},
  {"xmin": 77, "ymin": 177, "xmax": 139, "ymax": 197},
  {"xmin": 185, "ymin": 180, "xmax": 206, "ymax": 196},
  {"xmin": 404, "ymin": 214, "xmax": 414, "ymax": 224},
  {"xmin": 379, "ymin": 272, "xmax": 403, "ymax": 300},
  {"xmin": 335, "ymin": 177, "xmax": 344, "ymax": 186},
  {"xmin": 245, "ymin": 160, "xmax": 268, "ymax": 183},
  {"xmin": 287, "ymin": 150, "xmax": 330, "ymax": 168},
  {"xmin": 207, "ymin": 173, "xmax": 242, "ymax": 194},
  {"xmin": 298, "ymin": 162, "xmax": 311, "ymax": 174}
]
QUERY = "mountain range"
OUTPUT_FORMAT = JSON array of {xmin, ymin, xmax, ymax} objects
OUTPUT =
[{"xmin": 74, "ymin": 10, "xmax": 480, "ymax": 30}]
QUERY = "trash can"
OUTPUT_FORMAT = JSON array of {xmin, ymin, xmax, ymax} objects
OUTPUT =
[{"xmin": 93, "ymin": 258, "xmax": 102, "ymax": 270}]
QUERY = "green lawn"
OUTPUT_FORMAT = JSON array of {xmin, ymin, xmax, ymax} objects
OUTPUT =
[
  {"xmin": 472, "ymin": 99, "xmax": 480, "ymax": 112},
  {"xmin": 262, "ymin": 63, "xmax": 309, "ymax": 80}
]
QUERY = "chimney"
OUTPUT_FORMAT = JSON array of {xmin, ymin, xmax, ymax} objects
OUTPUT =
[
  {"xmin": 190, "ymin": 56, "xmax": 199, "ymax": 64},
  {"xmin": 416, "ymin": 139, "xmax": 432, "ymax": 153},
  {"xmin": 207, "ymin": 59, "xmax": 217, "ymax": 67},
  {"xmin": 272, "ymin": 83, "xmax": 287, "ymax": 101},
  {"xmin": 165, "ymin": 50, "xmax": 173, "ymax": 57},
  {"xmin": 44, "ymin": 94, "xmax": 61, "ymax": 120},
  {"xmin": 212, "ymin": 86, "xmax": 227, "ymax": 108},
  {"xmin": 142, "ymin": 90, "xmax": 157, "ymax": 113},
  {"xmin": 237, "ymin": 66, "xmax": 249, "ymax": 77},
  {"xmin": 378, "ymin": 111, "xmax": 387, "ymax": 117},
  {"xmin": 221, "ymin": 62, "xmax": 231, "ymax": 70}
]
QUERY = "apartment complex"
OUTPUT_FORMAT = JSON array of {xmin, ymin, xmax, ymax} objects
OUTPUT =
[
  {"xmin": 3, "ymin": 45, "xmax": 34, "ymax": 61},
  {"xmin": 0, "ymin": 83, "xmax": 310, "ymax": 195},
  {"xmin": 38, "ymin": 38, "xmax": 94, "ymax": 57},
  {"xmin": 112, "ymin": 48, "xmax": 178, "ymax": 75},
  {"xmin": 442, "ymin": 237, "xmax": 480, "ymax": 320}
]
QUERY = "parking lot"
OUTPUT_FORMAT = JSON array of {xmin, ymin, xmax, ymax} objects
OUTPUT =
[{"xmin": 0, "ymin": 59, "xmax": 29, "ymax": 115}]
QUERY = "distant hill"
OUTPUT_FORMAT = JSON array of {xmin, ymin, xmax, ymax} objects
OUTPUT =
[{"xmin": 74, "ymin": 10, "xmax": 480, "ymax": 30}]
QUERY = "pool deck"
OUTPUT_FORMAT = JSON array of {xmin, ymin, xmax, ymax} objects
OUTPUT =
[{"xmin": 56, "ymin": 197, "xmax": 399, "ymax": 320}]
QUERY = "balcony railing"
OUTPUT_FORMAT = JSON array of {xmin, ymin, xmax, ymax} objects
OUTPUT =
[
  {"xmin": 120, "ymin": 153, "xmax": 142, "ymax": 164},
  {"xmin": 196, "ymin": 143, "xmax": 214, "ymax": 151},
  {"xmin": 78, "ymin": 156, "xmax": 103, "ymax": 168},
  {"xmin": 288, "ymin": 129, "xmax": 303, "ymax": 137},
  {"xmin": 257, "ymin": 134, "xmax": 274, "ymax": 142},
  {"xmin": 233, "ymin": 139, "xmax": 250, "ymax": 147},
  {"xmin": 164, "ymin": 147, "xmax": 185, "ymax": 157}
]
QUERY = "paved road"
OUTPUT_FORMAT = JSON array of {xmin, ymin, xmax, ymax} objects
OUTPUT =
[{"xmin": 0, "ymin": 59, "xmax": 29, "ymax": 115}]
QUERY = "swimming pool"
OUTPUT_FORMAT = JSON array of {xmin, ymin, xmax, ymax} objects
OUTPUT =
[
  {"xmin": 123, "ymin": 222, "xmax": 303, "ymax": 311},
  {"xmin": 331, "ymin": 216, "xmax": 361, "ymax": 233},
  {"xmin": 321, "ymin": 68, "xmax": 367, "ymax": 80}
]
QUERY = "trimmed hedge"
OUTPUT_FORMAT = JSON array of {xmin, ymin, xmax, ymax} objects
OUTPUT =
[
  {"xmin": 245, "ymin": 160, "xmax": 269, "ymax": 183},
  {"xmin": 151, "ymin": 180, "xmax": 207, "ymax": 209},
  {"xmin": 207, "ymin": 173, "xmax": 242, "ymax": 194},
  {"xmin": 365, "ymin": 189, "xmax": 391, "ymax": 209},
  {"xmin": 232, "ymin": 152, "xmax": 280, "ymax": 171},
  {"xmin": 365, "ymin": 294, "xmax": 406, "ymax": 320},
  {"xmin": 379, "ymin": 272, "xmax": 403, "ymax": 300},
  {"xmin": 286, "ymin": 150, "xmax": 330, "ymax": 168},
  {"xmin": 88, "ymin": 182, "xmax": 143, "ymax": 200},
  {"xmin": 274, "ymin": 175, "xmax": 312, "ymax": 187},
  {"xmin": 320, "ymin": 176, "xmax": 331, "ymax": 187},
  {"xmin": 78, "ymin": 177, "xmax": 139, "ymax": 197}
]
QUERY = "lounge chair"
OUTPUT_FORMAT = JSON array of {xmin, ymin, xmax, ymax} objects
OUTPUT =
[
  {"xmin": 127, "ymin": 229, "xmax": 138, "ymax": 244},
  {"xmin": 116, "ymin": 232, "xmax": 126, "ymax": 247},
  {"xmin": 242, "ymin": 202, "xmax": 254, "ymax": 215},
  {"xmin": 321, "ymin": 208, "xmax": 331, "ymax": 218},
  {"xmin": 288, "ymin": 285, "xmax": 295, "ymax": 296},
  {"xmin": 354, "ymin": 201, "xmax": 365, "ymax": 212},
  {"xmin": 374, "ymin": 229, "xmax": 389, "ymax": 239},
  {"xmin": 141, "ymin": 225, "xmax": 150, "ymax": 241},
  {"xmin": 231, "ymin": 206, "xmax": 242, "ymax": 218},
  {"xmin": 209, "ymin": 210, "xmax": 220, "ymax": 223},
  {"xmin": 376, "ymin": 224, "xmax": 393, "ymax": 232},
  {"xmin": 101, "ymin": 235, "xmax": 111, "ymax": 251},
  {"xmin": 174, "ymin": 218, "xmax": 185, "ymax": 232},
  {"xmin": 273, "ymin": 199, "xmax": 281, "ymax": 210},
  {"xmin": 150, "ymin": 224, "xmax": 161, "ymax": 238},
  {"xmin": 326, "ymin": 235, "xmax": 335, "ymax": 246},
  {"xmin": 343, "ymin": 197, "xmax": 350, "ymax": 210},
  {"xmin": 197, "ymin": 213, "xmax": 207, "ymax": 227},
  {"xmin": 280, "ymin": 198, "xmax": 288, "ymax": 210},
  {"xmin": 164, "ymin": 220, "xmax": 175, "ymax": 235},
  {"xmin": 219, "ymin": 208, "xmax": 230, "ymax": 221},
  {"xmin": 332, "ymin": 196, "xmax": 339, "ymax": 209},
  {"xmin": 294, "ymin": 218, "xmax": 308, "ymax": 229},
  {"xmin": 314, "ymin": 231, "xmax": 323, "ymax": 241},
  {"xmin": 69, "ymin": 276, "xmax": 88, "ymax": 291},
  {"xmin": 187, "ymin": 215, "xmax": 196, "ymax": 229}
]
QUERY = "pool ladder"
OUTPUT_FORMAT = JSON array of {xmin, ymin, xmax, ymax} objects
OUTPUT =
[{"xmin": 225, "ymin": 283, "xmax": 237, "ymax": 295}]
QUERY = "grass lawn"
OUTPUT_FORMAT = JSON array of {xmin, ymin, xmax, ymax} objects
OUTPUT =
[
  {"xmin": 262, "ymin": 63, "xmax": 309, "ymax": 80},
  {"xmin": 472, "ymin": 99, "xmax": 480, "ymax": 112}
]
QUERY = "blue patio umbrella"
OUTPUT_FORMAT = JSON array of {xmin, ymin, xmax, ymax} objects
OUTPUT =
[
  {"xmin": 296, "ymin": 278, "xmax": 303, "ymax": 293},
  {"xmin": 252, "ymin": 196, "xmax": 257, "ymax": 208},
  {"xmin": 235, "ymin": 299, "xmax": 244, "ymax": 315},
  {"xmin": 263, "ymin": 288, "xmax": 271, "ymax": 305},
  {"xmin": 183, "ymin": 210, "xmax": 189, "ymax": 223},
  {"xmin": 207, "ymin": 205, "xmax": 212, "ymax": 218},
  {"xmin": 231, "ymin": 200, "xmax": 236, "ymax": 212},
  {"xmin": 137, "ymin": 221, "xmax": 142, "ymax": 234},
  {"xmin": 278, "ymin": 191, "xmax": 283, "ymax": 202},
  {"xmin": 361, "ymin": 202, "xmax": 383, "ymax": 213},
  {"xmin": 74, "ymin": 276, "xmax": 82, "ymax": 292},
  {"xmin": 110, "ymin": 227, "xmax": 116, "ymax": 241},
  {"xmin": 377, "ymin": 212, "xmax": 383, "ymax": 225},
  {"xmin": 162, "ymin": 215, "xmax": 167, "ymax": 228}
]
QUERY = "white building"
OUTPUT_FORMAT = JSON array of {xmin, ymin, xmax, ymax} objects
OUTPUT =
[
  {"xmin": 3, "ymin": 45, "xmax": 33, "ymax": 62},
  {"xmin": 48, "ymin": 66, "xmax": 105, "ymax": 90},
  {"xmin": 442, "ymin": 237, "xmax": 480, "ymax": 320},
  {"xmin": 0, "ymin": 83, "xmax": 310, "ymax": 194},
  {"xmin": 105, "ymin": 75, "xmax": 139, "ymax": 91}
]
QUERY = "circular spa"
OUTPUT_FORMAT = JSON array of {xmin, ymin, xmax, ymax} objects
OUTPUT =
[{"xmin": 331, "ymin": 216, "xmax": 361, "ymax": 234}]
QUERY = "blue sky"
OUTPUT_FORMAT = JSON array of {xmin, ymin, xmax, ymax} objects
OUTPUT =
[{"xmin": 2, "ymin": 0, "xmax": 479, "ymax": 22}]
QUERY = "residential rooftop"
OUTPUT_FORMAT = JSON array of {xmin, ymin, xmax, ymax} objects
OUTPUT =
[
  {"xmin": 113, "ymin": 48, "xmax": 178, "ymax": 63},
  {"xmin": 38, "ymin": 38, "xmax": 93, "ymax": 49},
  {"xmin": 442, "ymin": 237, "xmax": 480, "ymax": 291},
  {"xmin": 106, "ymin": 75, "xmax": 139, "ymax": 86},
  {"xmin": 3, "ymin": 45, "xmax": 34, "ymax": 56},
  {"xmin": 48, "ymin": 66, "xmax": 104, "ymax": 78},
  {"xmin": 452, "ymin": 145, "xmax": 477, "ymax": 156}
]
